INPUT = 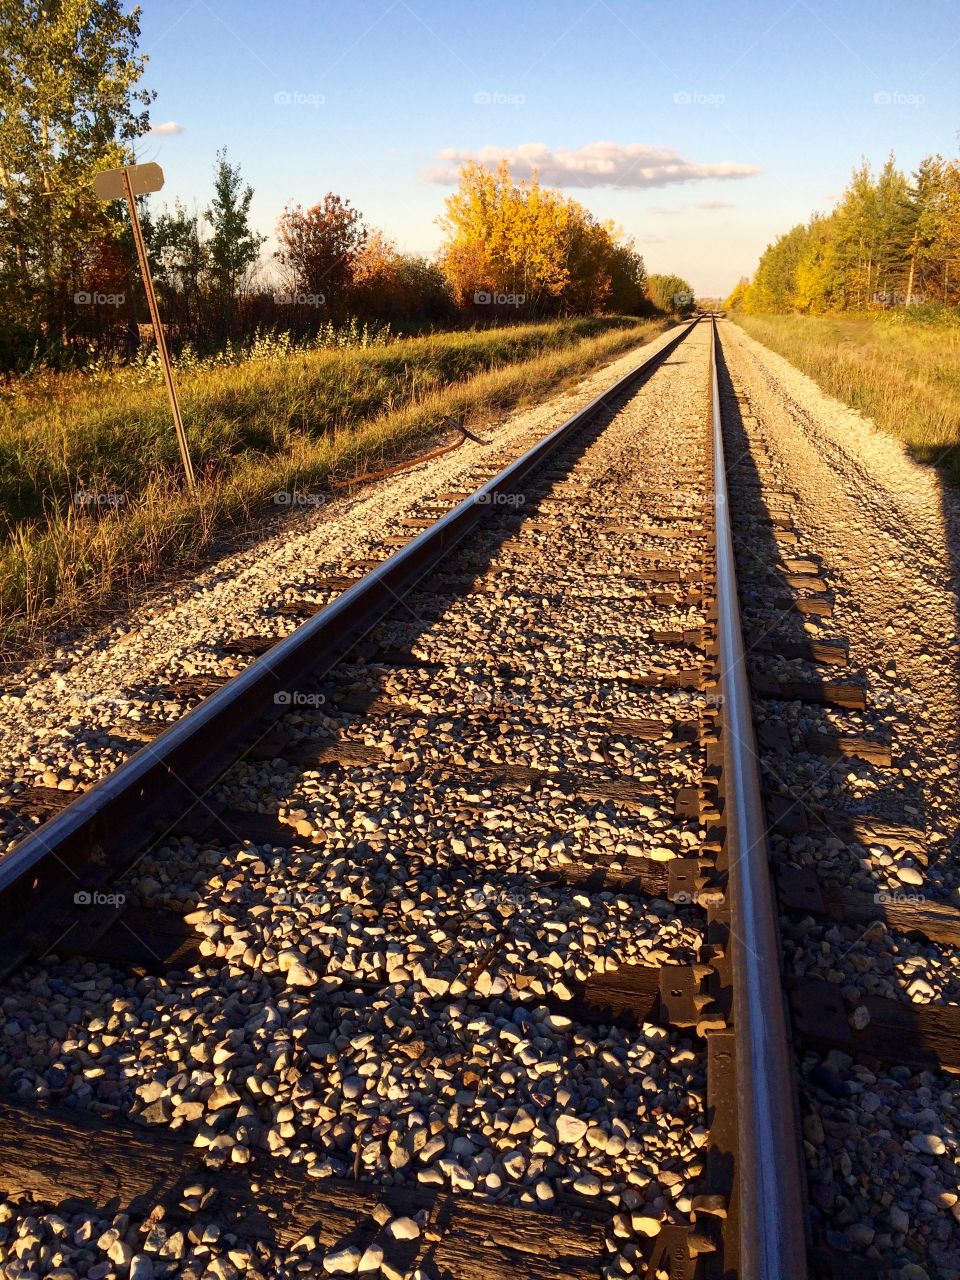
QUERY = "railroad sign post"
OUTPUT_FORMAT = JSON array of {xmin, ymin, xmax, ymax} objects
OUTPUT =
[{"xmin": 93, "ymin": 162, "xmax": 197, "ymax": 495}]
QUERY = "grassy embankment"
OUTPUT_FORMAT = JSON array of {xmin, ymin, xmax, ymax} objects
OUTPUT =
[
  {"xmin": 0, "ymin": 315, "xmax": 670, "ymax": 649},
  {"xmin": 731, "ymin": 312, "xmax": 960, "ymax": 483}
]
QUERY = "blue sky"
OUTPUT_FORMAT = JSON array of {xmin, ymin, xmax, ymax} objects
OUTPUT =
[{"xmin": 135, "ymin": 0, "xmax": 960, "ymax": 296}]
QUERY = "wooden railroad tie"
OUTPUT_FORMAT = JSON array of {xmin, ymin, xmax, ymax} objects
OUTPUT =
[
  {"xmin": 791, "ymin": 975, "xmax": 960, "ymax": 1074},
  {"xmin": 776, "ymin": 865, "xmax": 959, "ymax": 948},
  {"xmin": 0, "ymin": 1099, "xmax": 607, "ymax": 1280}
]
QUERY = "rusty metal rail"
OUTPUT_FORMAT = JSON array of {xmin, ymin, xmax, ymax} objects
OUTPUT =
[{"xmin": 709, "ymin": 316, "xmax": 808, "ymax": 1280}]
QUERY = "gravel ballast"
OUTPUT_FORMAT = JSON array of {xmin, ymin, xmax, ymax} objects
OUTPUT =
[{"xmin": 0, "ymin": 323, "xmax": 719, "ymax": 1279}]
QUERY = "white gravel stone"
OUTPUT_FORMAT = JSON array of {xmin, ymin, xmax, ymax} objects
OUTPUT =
[
  {"xmin": 324, "ymin": 1245, "xmax": 362, "ymax": 1273},
  {"xmin": 556, "ymin": 1115, "xmax": 589, "ymax": 1144},
  {"xmin": 911, "ymin": 1132, "xmax": 946, "ymax": 1156},
  {"xmin": 849, "ymin": 1005, "xmax": 870, "ymax": 1031},
  {"xmin": 387, "ymin": 1217, "xmax": 420, "ymax": 1241},
  {"xmin": 358, "ymin": 1243, "xmax": 384, "ymax": 1272}
]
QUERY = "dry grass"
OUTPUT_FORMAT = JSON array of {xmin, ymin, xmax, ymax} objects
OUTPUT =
[
  {"xmin": 0, "ymin": 316, "xmax": 668, "ymax": 649},
  {"xmin": 732, "ymin": 312, "xmax": 960, "ymax": 482}
]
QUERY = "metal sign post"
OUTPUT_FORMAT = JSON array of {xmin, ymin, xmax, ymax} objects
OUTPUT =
[{"xmin": 93, "ymin": 162, "xmax": 197, "ymax": 495}]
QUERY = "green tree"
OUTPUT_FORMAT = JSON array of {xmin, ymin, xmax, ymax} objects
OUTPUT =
[
  {"xmin": 749, "ymin": 223, "xmax": 811, "ymax": 311},
  {"xmin": 830, "ymin": 156, "xmax": 913, "ymax": 306},
  {"xmin": 605, "ymin": 233, "xmax": 647, "ymax": 313},
  {"xmin": 792, "ymin": 214, "xmax": 842, "ymax": 313},
  {"xmin": 204, "ymin": 149, "xmax": 265, "ymax": 310},
  {"xmin": 151, "ymin": 199, "xmax": 209, "ymax": 327},
  {"xmin": 0, "ymin": 0, "xmax": 153, "ymax": 343},
  {"xmin": 734, "ymin": 152, "xmax": 942, "ymax": 315},
  {"xmin": 903, "ymin": 156, "xmax": 960, "ymax": 304},
  {"xmin": 646, "ymin": 273, "xmax": 695, "ymax": 314},
  {"xmin": 723, "ymin": 277, "xmax": 751, "ymax": 311},
  {"xmin": 934, "ymin": 160, "xmax": 960, "ymax": 303}
]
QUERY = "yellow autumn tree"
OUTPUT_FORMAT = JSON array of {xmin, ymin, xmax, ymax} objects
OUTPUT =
[
  {"xmin": 437, "ymin": 161, "xmax": 646, "ymax": 314},
  {"xmin": 437, "ymin": 161, "xmax": 568, "ymax": 308}
]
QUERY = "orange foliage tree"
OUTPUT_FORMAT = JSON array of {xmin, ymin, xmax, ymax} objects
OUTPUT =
[
  {"xmin": 274, "ymin": 194, "xmax": 367, "ymax": 305},
  {"xmin": 351, "ymin": 230, "xmax": 453, "ymax": 323}
]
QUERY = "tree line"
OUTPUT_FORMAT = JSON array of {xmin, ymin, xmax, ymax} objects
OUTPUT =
[
  {"xmin": 726, "ymin": 152, "xmax": 960, "ymax": 314},
  {"xmin": 0, "ymin": 0, "xmax": 694, "ymax": 370}
]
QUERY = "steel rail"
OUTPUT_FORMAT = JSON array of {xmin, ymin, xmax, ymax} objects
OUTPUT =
[
  {"xmin": 0, "ymin": 318, "xmax": 699, "ymax": 972},
  {"xmin": 709, "ymin": 317, "xmax": 808, "ymax": 1279}
]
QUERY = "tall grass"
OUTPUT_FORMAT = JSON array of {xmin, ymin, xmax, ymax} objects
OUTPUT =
[
  {"xmin": 0, "ymin": 315, "xmax": 667, "ymax": 650},
  {"xmin": 1, "ymin": 316, "xmax": 642, "ymax": 527},
  {"xmin": 731, "ymin": 313, "xmax": 960, "ymax": 482}
]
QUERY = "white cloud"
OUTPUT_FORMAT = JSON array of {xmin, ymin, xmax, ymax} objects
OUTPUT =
[
  {"xmin": 148, "ymin": 121, "xmax": 185, "ymax": 136},
  {"xmin": 695, "ymin": 199, "xmax": 734, "ymax": 209},
  {"xmin": 423, "ymin": 141, "xmax": 759, "ymax": 189}
]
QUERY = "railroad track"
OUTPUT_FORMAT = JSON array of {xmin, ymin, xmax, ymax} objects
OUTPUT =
[{"xmin": 0, "ymin": 316, "xmax": 953, "ymax": 1280}]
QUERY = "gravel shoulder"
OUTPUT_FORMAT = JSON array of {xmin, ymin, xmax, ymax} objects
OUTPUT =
[{"xmin": 721, "ymin": 319, "xmax": 960, "ymax": 888}]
